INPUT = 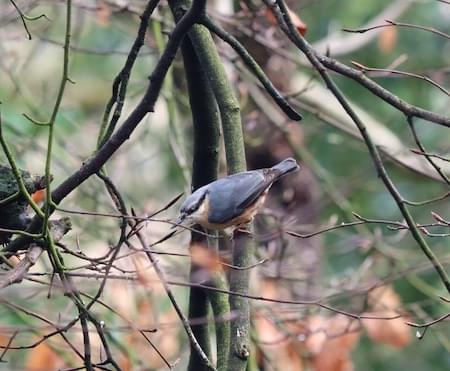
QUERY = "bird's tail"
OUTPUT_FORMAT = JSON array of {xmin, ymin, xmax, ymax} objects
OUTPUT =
[{"xmin": 270, "ymin": 158, "xmax": 300, "ymax": 179}]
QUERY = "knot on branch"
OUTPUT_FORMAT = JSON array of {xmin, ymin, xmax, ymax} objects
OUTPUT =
[{"xmin": 237, "ymin": 343, "xmax": 250, "ymax": 360}]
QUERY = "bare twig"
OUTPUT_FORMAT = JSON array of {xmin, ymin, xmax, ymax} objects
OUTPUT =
[
  {"xmin": 265, "ymin": 0, "xmax": 450, "ymax": 295},
  {"xmin": 0, "ymin": 218, "xmax": 71, "ymax": 289},
  {"xmin": 411, "ymin": 149, "xmax": 450, "ymax": 163},
  {"xmin": 319, "ymin": 55, "xmax": 450, "ymax": 128},
  {"xmin": 2, "ymin": 0, "xmax": 205, "ymax": 255},
  {"xmin": 97, "ymin": 0, "xmax": 160, "ymax": 147},
  {"xmin": 406, "ymin": 312, "xmax": 450, "ymax": 330},
  {"xmin": 351, "ymin": 61, "xmax": 450, "ymax": 97},
  {"xmin": 202, "ymin": 15, "xmax": 302, "ymax": 121},
  {"xmin": 403, "ymin": 192, "xmax": 450, "ymax": 207},
  {"xmin": 133, "ymin": 231, "xmax": 216, "ymax": 370},
  {"xmin": 0, "ymin": 245, "xmax": 43, "ymax": 289},
  {"xmin": 0, "ymin": 331, "xmax": 17, "ymax": 362},
  {"xmin": 343, "ymin": 19, "xmax": 450, "ymax": 40},
  {"xmin": 407, "ymin": 116, "xmax": 450, "ymax": 185},
  {"xmin": 9, "ymin": 0, "xmax": 49, "ymax": 40}
]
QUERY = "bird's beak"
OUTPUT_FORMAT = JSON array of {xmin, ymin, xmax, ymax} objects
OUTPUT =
[{"xmin": 172, "ymin": 214, "xmax": 185, "ymax": 229}]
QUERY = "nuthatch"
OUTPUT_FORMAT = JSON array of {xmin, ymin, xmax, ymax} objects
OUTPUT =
[{"xmin": 175, "ymin": 158, "xmax": 300, "ymax": 230}]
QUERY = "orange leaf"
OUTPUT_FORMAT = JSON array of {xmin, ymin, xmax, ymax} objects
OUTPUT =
[
  {"xmin": 189, "ymin": 243, "xmax": 224, "ymax": 273},
  {"xmin": 304, "ymin": 315, "xmax": 360, "ymax": 371},
  {"xmin": 254, "ymin": 311, "xmax": 304, "ymax": 371},
  {"xmin": 363, "ymin": 286, "xmax": 411, "ymax": 348},
  {"xmin": 363, "ymin": 315, "xmax": 411, "ymax": 348},
  {"xmin": 131, "ymin": 255, "xmax": 165, "ymax": 295},
  {"xmin": 265, "ymin": 6, "xmax": 308, "ymax": 36},
  {"xmin": 31, "ymin": 189, "xmax": 46, "ymax": 203},
  {"xmin": 378, "ymin": 27, "xmax": 397, "ymax": 54},
  {"xmin": 26, "ymin": 342, "xmax": 66, "ymax": 370},
  {"xmin": 368, "ymin": 285, "xmax": 402, "ymax": 310}
]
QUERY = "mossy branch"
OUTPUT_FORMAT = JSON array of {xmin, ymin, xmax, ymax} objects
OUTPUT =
[
  {"xmin": 186, "ymin": 16, "xmax": 254, "ymax": 371},
  {"xmin": 170, "ymin": 1, "xmax": 228, "ymax": 369},
  {"xmin": 2, "ymin": 0, "xmax": 203, "ymax": 255}
]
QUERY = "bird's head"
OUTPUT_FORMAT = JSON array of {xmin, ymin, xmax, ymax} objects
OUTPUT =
[{"xmin": 175, "ymin": 187, "xmax": 209, "ymax": 227}]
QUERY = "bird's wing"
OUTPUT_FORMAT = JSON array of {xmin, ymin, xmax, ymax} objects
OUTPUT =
[{"xmin": 207, "ymin": 171, "xmax": 272, "ymax": 224}]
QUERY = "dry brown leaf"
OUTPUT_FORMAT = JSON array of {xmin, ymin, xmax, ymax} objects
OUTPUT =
[
  {"xmin": 301, "ymin": 316, "xmax": 327, "ymax": 355},
  {"xmin": 189, "ymin": 243, "xmax": 224, "ymax": 272},
  {"xmin": 132, "ymin": 255, "xmax": 154, "ymax": 287},
  {"xmin": 149, "ymin": 308, "xmax": 180, "ymax": 364},
  {"xmin": 117, "ymin": 286, "xmax": 179, "ymax": 368},
  {"xmin": 133, "ymin": 298, "xmax": 179, "ymax": 368},
  {"xmin": 118, "ymin": 355, "xmax": 133, "ymax": 371},
  {"xmin": 259, "ymin": 277, "xmax": 292, "ymax": 301},
  {"xmin": 254, "ymin": 311, "xmax": 304, "ymax": 371},
  {"xmin": 265, "ymin": 6, "xmax": 308, "ymax": 36},
  {"xmin": 298, "ymin": 315, "xmax": 360, "ymax": 371},
  {"xmin": 0, "ymin": 335, "xmax": 9, "ymax": 346},
  {"xmin": 378, "ymin": 27, "xmax": 398, "ymax": 53},
  {"xmin": 25, "ymin": 342, "xmax": 66, "ymax": 371},
  {"xmin": 108, "ymin": 279, "xmax": 136, "ymax": 317},
  {"xmin": 253, "ymin": 277, "xmax": 305, "ymax": 370},
  {"xmin": 260, "ymin": 278, "xmax": 279, "ymax": 299},
  {"xmin": 131, "ymin": 255, "xmax": 165, "ymax": 295},
  {"xmin": 363, "ymin": 286, "xmax": 411, "ymax": 348},
  {"xmin": 362, "ymin": 315, "xmax": 411, "ymax": 348},
  {"xmin": 255, "ymin": 278, "xmax": 360, "ymax": 371},
  {"xmin": 367, "ymin": 285, "xmax": 401, "ymax": 311}
]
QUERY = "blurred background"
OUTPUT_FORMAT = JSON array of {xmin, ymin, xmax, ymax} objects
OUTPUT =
[{"xmin": 0, "ymin": 0, "xmax": 450, "ymax": 370}]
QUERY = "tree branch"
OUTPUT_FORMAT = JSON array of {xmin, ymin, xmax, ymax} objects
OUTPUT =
[
  {"xmin": 266, "ymin": 0, "xmax": 450, "ymax": 294},
  {"xmin": 2, "ymin": 0, "xmax": 203, "ymax": 255}
]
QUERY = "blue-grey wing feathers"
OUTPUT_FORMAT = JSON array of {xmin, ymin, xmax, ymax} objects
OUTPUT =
[
  {"xmin": 207, "ymin": 158, "xmax": 300, "ymax": 224},
  {"xmin": 207, "ymin": 171, "xmax": 266, "ymax": 224},
  {"xmin": 270, "ymin": 157, "xmax": 299, "ymax": 176}
]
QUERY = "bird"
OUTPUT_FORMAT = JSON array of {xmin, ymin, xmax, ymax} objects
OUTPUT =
[{"xmin": 175, "ymin": 158, "xmax": 300, "ymax": 231}]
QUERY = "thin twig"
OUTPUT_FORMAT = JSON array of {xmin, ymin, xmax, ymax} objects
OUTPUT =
[
  {"xmin": 351, "ymin": 61, "xmax": 450, "ymax": 97},
  {"xmin": 2, "ymin": 0, "xmax": 205, "ymax": 255},
  {"xmin": 407, "ymin": 116, "xmax": 450, "ymax": 186},
  {"xmin": 403, "ymin": 191, "xmax": 450, "ymax": 206},
  {"xmin": 0, "ymin": 331, "xmax": 17, "ymax": 362},
  {"xmin": 406, "ymin": 312, "xmax": 450, "ymax": 329},
  {"xmin": 134, "ymin": 232, "xmax": 216, "ymax": 370},
  {"xmin": 318, "ymin": 56, "xmax": 450, "ymax": 128},
  {"xmin": 265, "ymin": 0, "xmax": 450, "ymax": 295},
  {"xmin": 97, "ymin": 0, "xmax": 160, "ymax": 147},
  {"xmin": 9, "ymin": 0, "xmax": 49, "ymax": 40},
  {"xmin": 287, "ymin": 221, "xmax": 366, "ymax": 238},
  {"xmin": 202, "ymin": 15, "xmax": 302, "ymax": 121},
  {"xmin": 343, "ymin": 19, "xmax": 450, "ymax": 40},
  {"xmin": 41, "ymin": 0, "xmax": 73, "ymax": 238},
  {"xmin": 411, "ymin": 149, "xmax": 450, "ymax": 163}
]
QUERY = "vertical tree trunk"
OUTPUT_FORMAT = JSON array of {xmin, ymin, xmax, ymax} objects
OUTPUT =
[{"xmin": 170, "ymin": 2, "xmax": 231, "ymax": 370}]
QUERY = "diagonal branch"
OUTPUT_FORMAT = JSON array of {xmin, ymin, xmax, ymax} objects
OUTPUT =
[
  {"xmin": 0, "ymin": 218, "xmax": 71, "ymax": 289},
  {"xmin": 318, "ymin": 55, "xmax": 450, "ymax": 128},
  {"xmin": 265, "ymin": 0, "xmax": 450, "ymax": 294},
  {"xmin": 201, "ymin": 15, "xmax": 302, "ymax": 121},
  {"xmin": 3, "ymin": 0, "xmax": 204, "ymax": 255}
]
